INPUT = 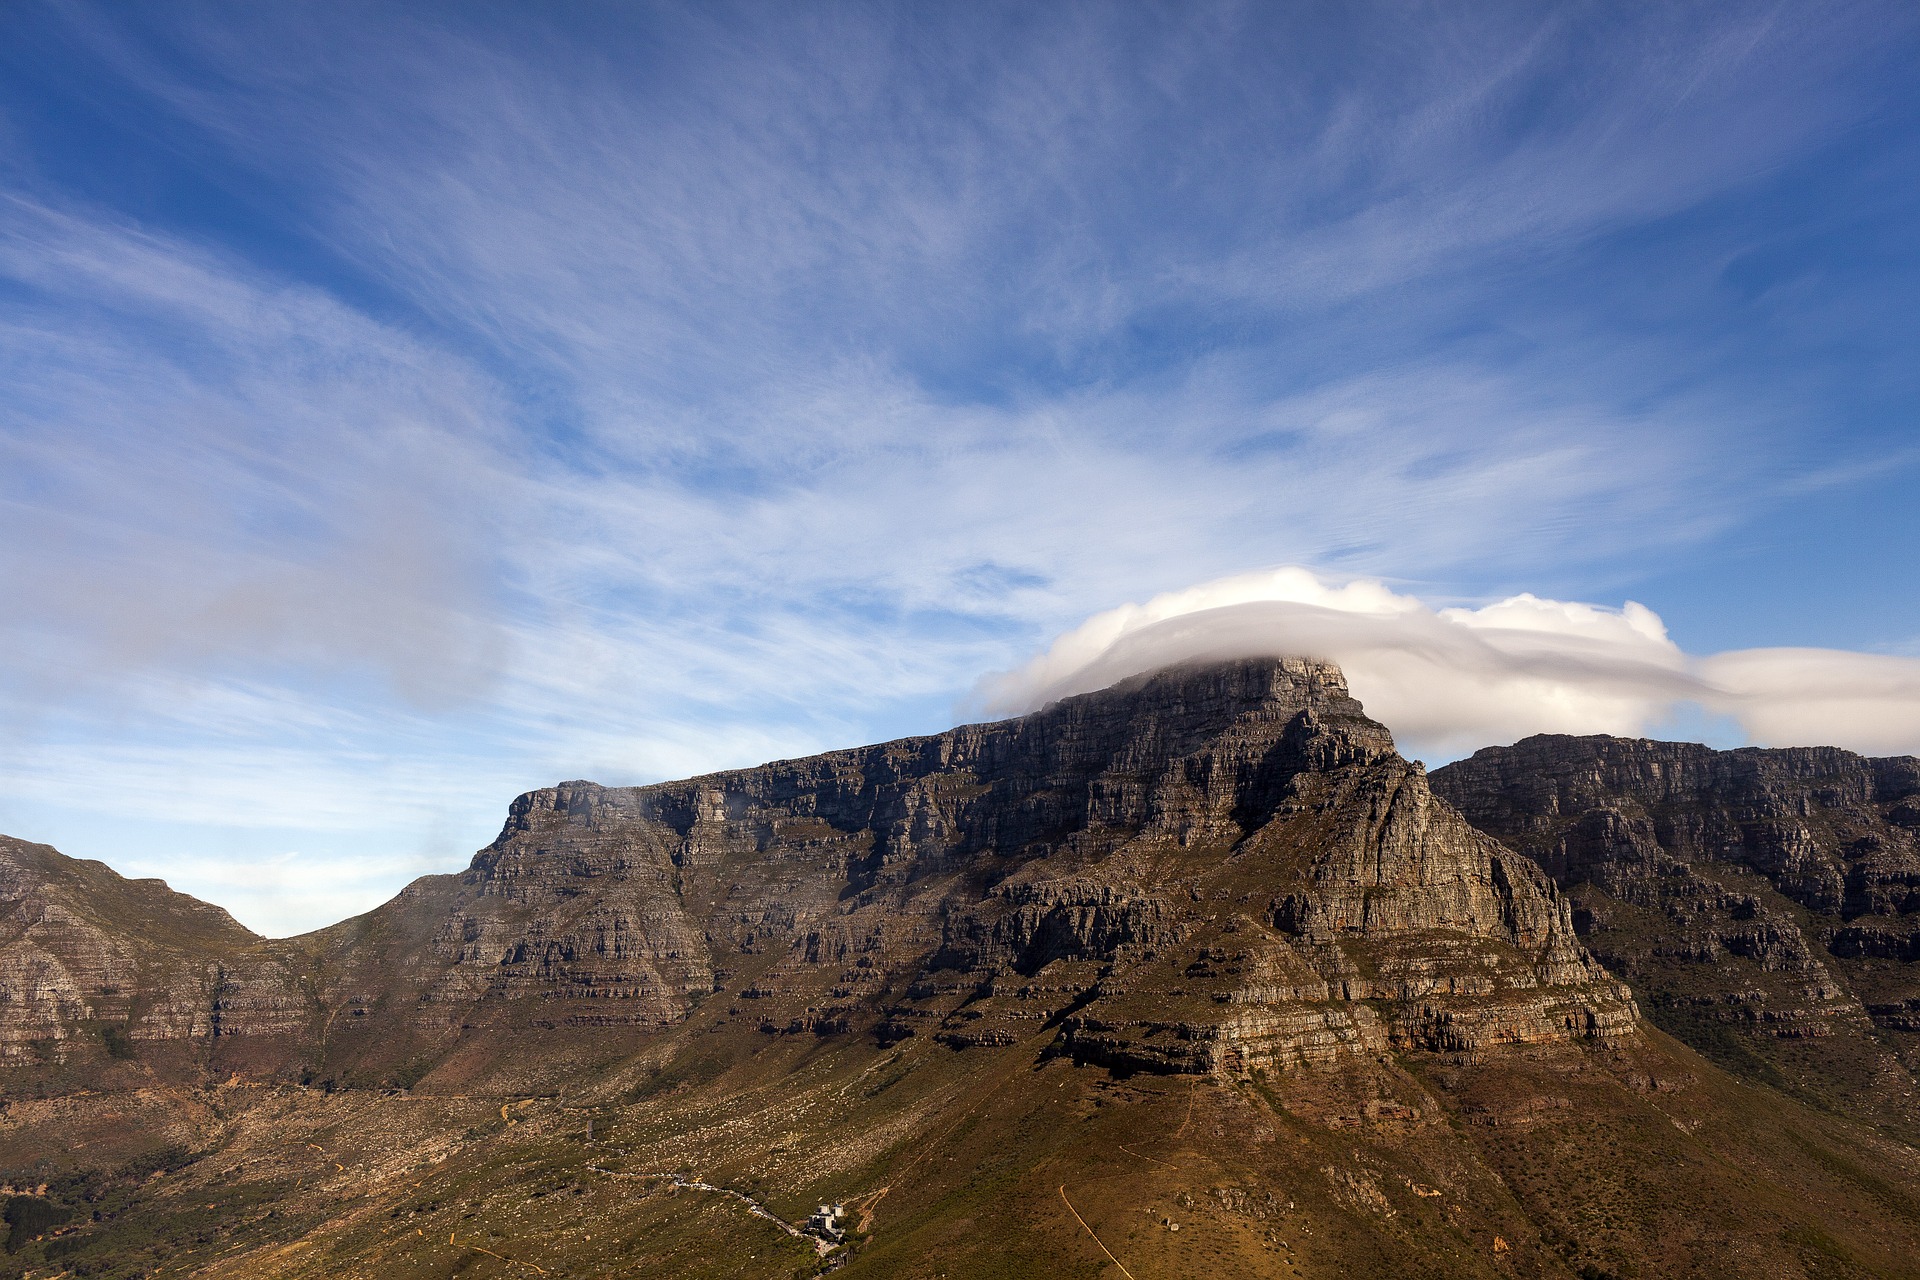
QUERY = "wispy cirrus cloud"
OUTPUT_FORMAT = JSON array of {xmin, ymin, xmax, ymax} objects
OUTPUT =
[
  {"xmin": 0, "ymin": 183, "xmax": 1747, "ymax": 934},
  {"xmin": 0, "ymin": 195, "xmax": 515, "ymax": 709},
  {"xmin": 1, "ymin": 2, "xmax": 1915, "ymax": 932}
]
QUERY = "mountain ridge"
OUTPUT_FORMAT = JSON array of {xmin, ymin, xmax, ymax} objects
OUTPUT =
[
  {"xmin": 1, "ymin": 658, "xmax": 1635, "ymax": 1090},
  {"xmin": 4, "ymin": 659, "xmax": 1920, "ymax": 1279},
  {"xmin": 1433, "ymin": 731, "xmax": 1920, "ymax": 1141}
]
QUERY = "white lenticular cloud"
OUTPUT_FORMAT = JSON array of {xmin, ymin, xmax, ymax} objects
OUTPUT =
[
  {"xmin": 1697, "ymin": 648, "xmax": 1920, "ymax": 756},
  {"xmin": 978, "ymin": 568, "xmax": 1920, "ymax": 760}
]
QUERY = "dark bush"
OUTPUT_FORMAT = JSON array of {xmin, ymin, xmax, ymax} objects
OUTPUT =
[
  {"xmin": 100, "ymin": 1024, "xmax": 137, "ymax": 1060},
  {"xmin": 3, "ymin": 1196, "xmax": 71, "ymax": 1252}
]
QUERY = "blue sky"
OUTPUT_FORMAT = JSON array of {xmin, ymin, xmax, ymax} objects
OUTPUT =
[{"xmin": 2, "ymin": 1, "xmax": 1917, "ymax": 933}]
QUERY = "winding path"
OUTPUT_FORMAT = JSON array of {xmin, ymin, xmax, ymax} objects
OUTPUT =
[{"xmin": 585, "ymin": 1165, "xmax": 839, "ymax": 1257}]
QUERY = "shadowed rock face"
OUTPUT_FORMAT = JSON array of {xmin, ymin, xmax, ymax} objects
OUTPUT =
[
  {"xmin": 1433, "ymin": 734, "xmax": 1920, "ymax": 1135},
  {"xmin": 0, "ymin": 659, "xmax": 1633, "ymax": 1088}
]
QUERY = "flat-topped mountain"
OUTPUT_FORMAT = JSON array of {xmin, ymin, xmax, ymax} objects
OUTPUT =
[
  {"xmin": 2, "ymin": 658, "xmax": 1632, "ymax": 1088},
  {"xmin": 4, "ymin": 660, "xmax": 1920, "ymax": 1279}
]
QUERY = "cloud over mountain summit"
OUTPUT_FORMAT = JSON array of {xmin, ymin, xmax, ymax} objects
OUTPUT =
[{"xmin": 983, "ymin": 569, "xmax": 1920, "ymax": 760}]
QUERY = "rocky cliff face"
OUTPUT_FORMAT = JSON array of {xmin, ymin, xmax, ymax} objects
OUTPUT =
[
  {"xmin": 0, "ymin": 660, "xmax": 1633, "ymax": 1089},
  {"xmin": 335, "ymin": 657, "xmax": 1632, "ymax": 1079},
  {"xmin": 27, "ymin": 682, "xmax": 1920, "ymax": 1280},
  {"xmin": 1432, "ymin": 735, "xmax": 1920, "ymax": 1133},
  {"xmin": 0, "ymin": 837, "xmax": 307, "ymax": 1078}
]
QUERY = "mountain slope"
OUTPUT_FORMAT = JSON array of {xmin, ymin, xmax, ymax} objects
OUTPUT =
[
  {"xmin": 0, "ymin": 835, "xmax": 310, "ymax": 1084},
  {"xmin": 2, "ymin": 662, "xmax": 1919, "ymax": 1279}
]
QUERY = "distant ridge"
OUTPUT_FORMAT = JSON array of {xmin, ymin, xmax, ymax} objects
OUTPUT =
[{"xmin": 1435, "ymin": 732, "xmax": 1920, "ymax": 1142}]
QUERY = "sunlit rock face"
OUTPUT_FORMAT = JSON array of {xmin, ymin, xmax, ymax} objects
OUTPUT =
[
  {"xmin": 0, "ymin": 658, "xmax": 1637, "ymax": 1086},
  {"xmin": 0, "ymin": 836, "xmax": 308, "ymax": 1078}
]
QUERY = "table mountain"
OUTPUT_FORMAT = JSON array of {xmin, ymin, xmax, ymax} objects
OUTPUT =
[
  {"xmin": 5, "ymin": 660, "xmax": 1920, "ymax": 1280},
  {"xmin": 3, "ymin": 658, "xmax": 1633, "ymax": 1088}
]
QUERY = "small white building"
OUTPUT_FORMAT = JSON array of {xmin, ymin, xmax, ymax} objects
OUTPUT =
[{"xmin": 806, "ymin": 1203, "xmax": 847, "ymax": 1242}]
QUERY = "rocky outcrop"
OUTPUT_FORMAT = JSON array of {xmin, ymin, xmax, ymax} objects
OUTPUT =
[
  {"xmin": 0, "ymin": 837, "xmax": 308, "ymax": 1078},
  {"xmin": 1433, "ymin": 735, "xmax": 1920, "ymax": 1131},
  {"xmin": 343, "ymin": 657, "xmax": 1633, "ymax": 1078},
  {"xmin": 0, "ymin": 659, "xmax": 1635, "ymax": 1088}
]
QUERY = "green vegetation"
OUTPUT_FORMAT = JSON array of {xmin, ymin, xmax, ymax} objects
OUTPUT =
[{"xmin": 2, "ymin": 1195, "xmax": 70, "ymax": 1252}]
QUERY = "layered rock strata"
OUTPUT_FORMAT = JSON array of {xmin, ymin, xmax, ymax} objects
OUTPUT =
[
  {"xmin": 1, "ymin": 660, "xmax": 1635, "ymax": 1086},
  {"xmin": 1433, "ymin": 735, "xmax": 1920, "ymax": 1126},
  {"xmin": 0, "ymin": 837, "xmax": 307, "ymax": 1074}
]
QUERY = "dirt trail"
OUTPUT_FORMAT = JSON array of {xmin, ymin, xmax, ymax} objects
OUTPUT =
[
  {"xmin": 1116, "ymin": 1077, "xmax": 1202, "ymax": 1170},
  {"xmin": 1117, "ymin": 1142, "xmax": 1180, "ymax": 1169},
  {"xmin": 585, "ymin": 1165, "xmax": 840, "ymax": 1257},
  {"xmin": 1173, "ymin": 1080, "xmax": 1199, "ymax": 1138},
  {"xmin": 847, "ymin": 1186, "xmax": 888, "ymax": 1233},
  {"xmin": 1058, "ymin": 1184, "xmax": 1138, "ymax": 1280},
  {"xmin": 444, "ymin": 1230, "xmax": 548, "ymax": 1276}
]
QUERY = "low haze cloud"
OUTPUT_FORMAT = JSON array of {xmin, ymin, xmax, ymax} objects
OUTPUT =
[
  {"xmin": 0, "ymin": 198, "xmax": 513, "ymax": 712},
  {"xmin": 980, "ymin": 569, "xmax": 1920, "ymax": 760}
]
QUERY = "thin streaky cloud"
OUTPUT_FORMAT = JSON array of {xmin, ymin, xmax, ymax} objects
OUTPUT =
[{"xmin": 0, "ymin": 2, "xmax": 1914, "ymax": 932}]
